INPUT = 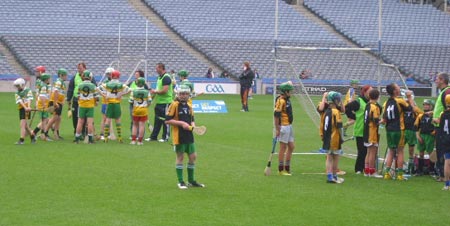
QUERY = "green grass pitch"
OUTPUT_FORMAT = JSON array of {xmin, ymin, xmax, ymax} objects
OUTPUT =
[{"xmin": 0, "ymin": 92, "xmax": 449, "ymax": 226}]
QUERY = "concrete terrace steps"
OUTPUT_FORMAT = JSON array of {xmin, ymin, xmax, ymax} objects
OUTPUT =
[
  {"xmin": 0, "ymin": 38, "xmax": 30, "ymax": 78},
  {"xmin": 127, "ymin": 0, "xmax": 224, "ymax": 76}
]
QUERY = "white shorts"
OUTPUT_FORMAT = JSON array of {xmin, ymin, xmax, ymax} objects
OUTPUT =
[
  {"xmin": 324, "ymin": 149, "xmax": 343, "ymax": 155},
  {"xmin": 279, "ymin": 125, "xmax": 294, "ymax": 144}
]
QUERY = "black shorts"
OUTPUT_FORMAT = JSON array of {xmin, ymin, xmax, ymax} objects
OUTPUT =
[
  {"xmin": 55, "ymin": 103, "xmax": 63, "ymax": 116},
  {"xmin": 19, "ymin": 108, "xmax": 30, "ymax": 120},
  {"xmin": 436, "ymin": 128, "xmax": 445, "ymax": 152}
]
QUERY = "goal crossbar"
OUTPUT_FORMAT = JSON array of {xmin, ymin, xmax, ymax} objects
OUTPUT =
[{"xmin": 275, "ymin": 46, "xmax": 378, "ymax": 52}]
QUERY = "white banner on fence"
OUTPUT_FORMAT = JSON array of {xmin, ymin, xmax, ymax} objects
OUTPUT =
[{"xmin": 194, "ymin": 83, "xmax": 238, "ymax": 94}]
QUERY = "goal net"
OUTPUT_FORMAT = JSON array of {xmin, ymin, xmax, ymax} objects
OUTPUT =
[
  {"xmin": 273, "ymin": 46, "xmax": 409, "ymax": 156},
  {"xmin": 109, "ymin": 56, "xmax": 148, "ymax": 84}
]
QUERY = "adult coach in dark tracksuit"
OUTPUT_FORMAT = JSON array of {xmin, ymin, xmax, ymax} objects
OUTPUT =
[
  {"xmin": 66, "ymin": 62, "xmax": 96, "ymax": 135},
  {"xmin": 239, "ymin": 61, "xmax": 254, "ymax": 112},
  {"xmin": 345, "ymin": 85, "xmax": 372, "ymax": 174},
  {"xmin": 147, "ymin": 63, "xmax": 174, "ymax": 142}
]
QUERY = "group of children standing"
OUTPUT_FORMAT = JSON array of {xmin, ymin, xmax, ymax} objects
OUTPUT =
[
  {"xmin": 13, "ymin": 66, "xmax": 68, "ymax": 144},
  {"xmin": 274, "ymin": 79, "xmax": 450, "ymax": 189},
  {"xmin": 13, "ymin": 64, "xmax": 205, "ymax": 190}
]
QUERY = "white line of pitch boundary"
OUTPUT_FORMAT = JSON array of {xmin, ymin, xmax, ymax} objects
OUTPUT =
[{"xmin": 275, "ymin": 152, "xmax": 386, "ymax": 162}]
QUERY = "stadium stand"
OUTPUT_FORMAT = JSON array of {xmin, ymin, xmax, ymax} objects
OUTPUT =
[
  {"xmin": 0, "ymin": 0, "xmax": 209, "ymax": 79},
  {"xmin": 142, "ymin": 0, "xmax": 423, "ymax": 85},
  {"xmin": 303, "ymin": 0, "xmax": 450, "ymax": 83},
  {"xmin": 0, "ymin": 52, "xmax": 19, "ymax": 79},
  {"xmin": 0, "ymin": 0, "xmax": 445, "ymax": 86}
]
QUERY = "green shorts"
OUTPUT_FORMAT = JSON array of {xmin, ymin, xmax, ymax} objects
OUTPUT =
[
  {"xmin": 404, "ymin": 129, "xmax": 417, "ymax": 146},
  {"xmin": 40, "ymin": 110, "xmax": 49, "ymax": 119},
  {"xmin": 78, "ymin": 107, "xmax": 94, "ymax": 118},
  {"xmin": 386, "ymin": 130, "xmax": 404, "ymax": 149},
  {"xmin": 106, "ymin": 103, "xmax": 121, "ymax": 119},
  {"xmin": 175, "ymin": 143, "xmax": 196, "ymax": 155},
  {"xmin": 417, "ymin": 133, "xmax": 435, "ymax": 153}
]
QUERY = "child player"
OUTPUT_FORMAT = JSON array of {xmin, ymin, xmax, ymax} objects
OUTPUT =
[
  {"xmin": 74, "ymin": 71, "xmax": 98, "ymax": 144},
  {"xmin": 363, "ymin": 89, "xmax": 382, "ymax": 178},
  {"xmin": 403, "ymin": 91, "xmax": 422, "ymax": 174},
  {"xmin": 99, "ymin": 67, "xmax": 114, "ymax": 141},
  {"xmin": 438, "ymin": 95, "xmax": 450, "ymax": 190},
  {"xmin": 274, "ymin": 81, "xmax": 295, "ymax": 176},
  {"xmin": 46, "ymin": 68, "xmax": 68, "ymax": 140},
  {"xmin": 13, "ymin": 78, "xmax": 35, "ymax": 144},
  {"xmin": 415, "ymin": 99, "xmax": 435, "ymax": 176},
  {"xmin": 381, "ymin": 83, "xmax": 414, "ymax": 180},
  {"xmin": 32, "ymin": 73, "xmax": 52, "ymax": 141},
  {"xmin": 101, "ymin": 70, "xmax": 130, "ymax": 143},
  {"xmin": 130, "ymin": 77, "xmax": 150, "ymax": 145},
  {"xmin": 178, "ymin": 70, "xmax": 203, "ymax": 105},
  {"xmin": 320, "ymin": 91, "xmax": 345, "ymax": 183},
  {"xmin": 165, "ymin": 85, "xmax": 205, "ymax": 189}
]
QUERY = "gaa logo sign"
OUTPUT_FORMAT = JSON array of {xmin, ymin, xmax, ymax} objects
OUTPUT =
[{"xmin": 206, "ymin": 84, "xmax": 225, "ymax": 93}]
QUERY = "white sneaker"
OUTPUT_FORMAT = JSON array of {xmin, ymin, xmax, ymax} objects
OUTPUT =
[
  {"xmin": 370, "ymin": 173, "xmax": 383, "ymax": 179},
  {"xmin": 336, "ymin": 177, "xmax": 345, "ymax": 184},
  {"xmin": 100, "ymin": 136, "xmax": 105, "ymax": 140},
  {"xmin": 158, "ymin": 139, "xmax": 168, "ymax": 142},
  {"xmin": 137, "ymin": 142, "xmax": 143, "ymax": 146},
  {"xmin": 178, "ymin": 182, "xmax": 188, "ymax": 190},
  {"xmin": 130, "ymin": 141, "xmax": 136, "ymax": 145},
  {"xmin": 442, "ymin": 186, "xmax": 449, "ymax": 191}
]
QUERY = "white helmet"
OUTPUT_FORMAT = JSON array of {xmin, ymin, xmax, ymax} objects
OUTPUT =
[
  {"xmin": 13, "ymin": 78, "xmax": 26, "ymax": 88},
  {"xmin": 105, "ymin": 67, "xmax": 114, "ymax": 74},
  {"xmin": 176, "ymin": 85, "xmax": 191, "ymax": 102}
]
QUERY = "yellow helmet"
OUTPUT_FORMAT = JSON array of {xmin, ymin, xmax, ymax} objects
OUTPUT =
[{"xmin": 445, "ymin": 95, "xmax": 450, "ymax": 108}]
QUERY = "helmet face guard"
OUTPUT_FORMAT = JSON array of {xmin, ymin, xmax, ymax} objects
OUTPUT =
[
  {"xmin": 136, "ymin": 77, "xmax": 146, "ymax": 87},
  {"xmin": 13, "ymin": 78, "xmax": 26, "ymax": 89},
  {"xmin": 327, "ymin": 91, "xmax": 342, "ymax": 107},
  {"xmin": 40, "ymin": 73, "xmax": 51, "ymax": 82},
  {"xmin": 423, "ymin": 99, "xmax": 434, "ymax": 110},
  {"xmin": 176, "ymin": 85, "xmax": 191, "ymax": 101},
  {"xmin": 82, "ymin": 70, "xmax": 92, "ymax": 80},
  {"xmin": 58, "ymin": 68, "xmax": 68, "ymax": 77}
]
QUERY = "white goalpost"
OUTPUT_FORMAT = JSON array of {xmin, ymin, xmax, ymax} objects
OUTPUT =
[
  {"xmin": 272, "ymin": 0, "xmax": 410, "ymax": 159},
  {"xmin": 103, "ymin": 20, "xmax": 151, "ymax": 85}
]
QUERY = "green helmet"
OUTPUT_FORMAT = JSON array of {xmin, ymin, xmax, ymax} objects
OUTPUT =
[
  {"xmin": 136, "ymin": 77, "xmax": 146, "ymax": 87},
  {"xmin": 423, "ymin": 99, "xmax": 435, "ymax": 108},
  {"xmin": 327, "ymin": 91, "xmax": 342, "ymax": 103},
  {"xmin": 178, "ymin": 70, "xmax": 189, "ymax": 78},
  {"xmin": 40, "ymin": 73, "xmax": 51, "ymax": 81},
  {"xmin": 82, "ymin": 70, "xmax": 92, "ymax": 80},
  {"xmin": 350, "ymin": 79, "xmax": 359, "ymax": 85},
  {"xmin": 58, "ymin": 68, "xmax": 68, "ymax": 76},
  {"xmin": 279, "ymin": 81, "xmax": 294, "ymax": 92}
]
